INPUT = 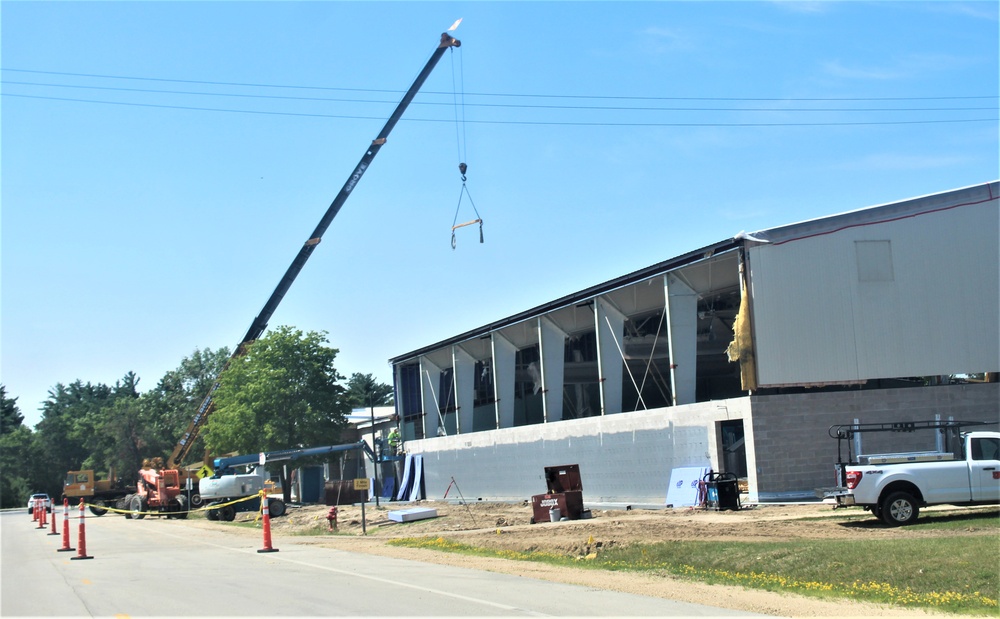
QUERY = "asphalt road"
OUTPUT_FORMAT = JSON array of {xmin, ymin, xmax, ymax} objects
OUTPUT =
[{"xmin": 1, "ymin": 509, "xmax": 763, "ymax": 617}]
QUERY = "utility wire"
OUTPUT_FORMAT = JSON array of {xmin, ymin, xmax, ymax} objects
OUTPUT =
[
  {"xmin": 2, "ymin": 67, "xmax": 996, "ymax": 103},
  {"xmin": 5, "ymin": 93, "xmax": 996, "ymax": 127},
  {"xmin": 3, "ymin": 80, "xmax": 994, "ymax": 112}
]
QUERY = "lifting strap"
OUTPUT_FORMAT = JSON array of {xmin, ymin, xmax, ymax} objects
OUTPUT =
[{"xmin": 451, "ymin": 162, "xmax": 483, "ymax": 249}]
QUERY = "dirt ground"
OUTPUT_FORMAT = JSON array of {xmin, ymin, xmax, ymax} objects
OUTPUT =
[{"xmin": 203, "ymin": 500, "xmax": 998, "ymax": 617}]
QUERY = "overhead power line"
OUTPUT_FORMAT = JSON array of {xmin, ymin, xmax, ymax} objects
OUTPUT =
[
  {"xmin": 3, "ymin": 67, "xmax": 997, "ymax": 103},
  {"xmin": 5, "ymin": 93, "xmax": 996, "ymax": 128},
  {"xmin": 2, "ymin": 80, "xmax": 996, "ymax": 113},
  {"xmin": 3, "ymin": 67, "xmax": 997, "ymax": 128}
]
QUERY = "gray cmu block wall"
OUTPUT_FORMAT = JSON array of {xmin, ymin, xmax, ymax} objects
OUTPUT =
[
  {"xmin": 748, "ymin": 383, "xmax": 999, "ymax": 499},
  {"xmin": 404, "ymin": 398, "xmax": 751, "ymax": 506}
]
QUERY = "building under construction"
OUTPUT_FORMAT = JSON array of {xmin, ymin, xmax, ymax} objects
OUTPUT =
[{"xmin": 388, "ymin": 181, "xmax": 999, "ymax": 503}]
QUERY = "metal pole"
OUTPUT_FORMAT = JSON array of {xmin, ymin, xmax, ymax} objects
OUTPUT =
[{"xmin": 371, "ymin": 393, "xmax": 380, "ymax": 508}]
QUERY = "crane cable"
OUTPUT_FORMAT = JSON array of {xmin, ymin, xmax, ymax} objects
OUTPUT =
[{"xmin": 450, "ymin": 45, "xmax": 483, "ymax": 250}]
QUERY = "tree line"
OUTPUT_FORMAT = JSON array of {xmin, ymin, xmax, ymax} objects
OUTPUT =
[{"xmin": 0, "ymin": 326, "xmax": 393, "ymax": 509}]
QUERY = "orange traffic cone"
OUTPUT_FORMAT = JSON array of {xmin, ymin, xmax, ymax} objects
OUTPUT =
[
  {"xmin": 71, "ymin": 499, "xmax": 93, "ymax": 560},
  {"xmin": 257, "ymin": 492, "xmax": 278, "ymax": 553},
  {"xmin": 48, "ymin": 502, "xmax": 59, "ymax": 536},
  {"xmin": 58, "ymin": 498, "xmax": 75, "ymax": 552}
]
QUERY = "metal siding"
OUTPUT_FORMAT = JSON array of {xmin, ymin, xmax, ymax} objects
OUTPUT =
[
  {"xmin": 750, "ymin": 195, "xmax": 999, "ymax": 386},
  {"xmin": 749, "ymin": 237, "xmax": 860, "ymax": 384},
  {"xmin": 407, "ymin": 400, "xmax": 749, "ymax": 504}
]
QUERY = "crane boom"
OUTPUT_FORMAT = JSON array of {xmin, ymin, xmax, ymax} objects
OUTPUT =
[{"xmin": 167, "ymin": 31, "xmax": 461, "ymax": 469}]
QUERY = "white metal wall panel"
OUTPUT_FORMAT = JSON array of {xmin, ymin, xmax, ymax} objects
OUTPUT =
[
  {"xmin": 405, "ymin": 397, "xmax": 751, "ymax": 504},
  {"xmin": 749, "ymin": 193, "xmax": 999, "ymax": 386}
]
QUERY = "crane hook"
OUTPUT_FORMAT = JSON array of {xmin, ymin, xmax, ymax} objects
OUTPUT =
[{"xmin": 459, "ymin": 162, "xmax": 467, "ymax": 182}]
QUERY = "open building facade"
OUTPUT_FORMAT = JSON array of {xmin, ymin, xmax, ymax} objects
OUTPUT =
[{"xmin": 388, "ymin": 181, "xmax": 999, "ymax": 503}]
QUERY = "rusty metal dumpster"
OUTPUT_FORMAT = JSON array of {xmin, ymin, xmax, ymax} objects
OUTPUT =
[{"xmin": 530, "ymin": 464, "xmax": 584, "ymax": 522}]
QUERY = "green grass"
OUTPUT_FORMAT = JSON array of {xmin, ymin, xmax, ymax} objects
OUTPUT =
[{"xmin": 389, "ymin": 510, "xmax": 1000, "ymax": 616}]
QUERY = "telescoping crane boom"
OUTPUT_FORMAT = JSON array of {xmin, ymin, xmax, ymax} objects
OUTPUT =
[{"xmin": 167, "ymin": 31, "xmax": 462, "ymax": 471}]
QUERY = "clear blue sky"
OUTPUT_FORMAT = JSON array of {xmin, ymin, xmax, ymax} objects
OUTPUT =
[{"xmin": 3, "ymin": 2, "xmax": 997, "ymax": 429}]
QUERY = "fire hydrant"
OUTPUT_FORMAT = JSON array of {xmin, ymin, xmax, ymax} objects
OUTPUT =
[{"xmin": 326, "ymin": 506, "xmax": 338, "ymax": 531}]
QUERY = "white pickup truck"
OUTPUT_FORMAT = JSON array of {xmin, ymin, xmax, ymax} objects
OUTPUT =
[{"xmin": 830, "ymin": 425, "xmax": 999, "ymax": 526}]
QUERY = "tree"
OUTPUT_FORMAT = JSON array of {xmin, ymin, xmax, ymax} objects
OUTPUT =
[
  {"xmin": 35, "ymin": 380, "xmax": 116, "ymax": 489},
  {"xmin": 0, "ymin": 385, "xmax": 32, "ymax": 508},
  {"xmin": 0, "ymin": 426, "xmax": 38, "ymax": 508},
  {"xmin": 344, "ymin": 373, "xmax": 394, "ymax": 409},
  {"xmin": 203, "ymin": 326, "xmax": 351, "ymax": 502},
  {"xmin": 139, "ymin": 346, "xmax": 230, "ymax": 465},
  {"xmin": 1, "ymin": 385, "xmax": 24, "ymax": 434}
]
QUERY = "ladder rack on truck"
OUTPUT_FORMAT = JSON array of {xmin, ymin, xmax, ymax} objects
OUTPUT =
[{"xmin": 828, "ymin": 419, "xmax": 993, "ymax": 486}]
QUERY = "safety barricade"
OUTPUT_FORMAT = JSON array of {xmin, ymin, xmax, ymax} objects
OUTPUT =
[{"xmin": 75, "ymin": 493, "xmax": 259, "ymax": 519}]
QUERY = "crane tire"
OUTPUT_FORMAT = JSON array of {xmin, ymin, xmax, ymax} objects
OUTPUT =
[
  {"xmin": 268, "ymin": 497, "xmax": 286, "ymax": 518},
  {"xmin": 122, "ymin": 494, "xmax": 134, "ymax": 519},
  {"xmin": 173, "ymin": 496, "xmax": 189, "ymax": 519},
  {"xmin": 130, "ymin": 495, "xmax": 147, "ymax": 520}
]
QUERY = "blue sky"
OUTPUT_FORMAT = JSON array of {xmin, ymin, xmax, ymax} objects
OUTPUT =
[{"xmin": 3, "ymin": 1, "xmax": 997, "ymax": 429}]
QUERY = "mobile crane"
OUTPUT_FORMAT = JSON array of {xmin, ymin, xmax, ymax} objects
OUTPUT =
[{"xmin": 161, "ymin": 30, "xmax": 462, "ymax": 480}]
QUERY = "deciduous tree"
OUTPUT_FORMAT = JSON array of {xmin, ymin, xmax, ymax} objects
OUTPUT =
[{"xmin": 204, "ymin": 326, "xmax": 350, "ymax": 500}]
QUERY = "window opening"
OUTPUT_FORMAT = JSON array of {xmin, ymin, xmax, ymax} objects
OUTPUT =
[
  {"xmin": 514, "ymin": 345, "xmax": 543, "ymax": 426},
  {"xmin": 622, "ymin": 310, "xmax": 673, "ymax": 411},
  {"xmin": 398, "ymin": 364, "xmax": 424, "ymax": 441},
  {"xmin": 438, "ymin": 367, "xmax": 458, "ymax": 435},
  {"xmin": 563, "ymin": 330, "xmax": 600, "ymax": 419},
  {"xmin": 472, "ymin": 359, "xmax": 497, "ymax": 432}
]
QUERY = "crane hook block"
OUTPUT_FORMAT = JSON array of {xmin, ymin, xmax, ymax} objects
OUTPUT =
[{"xmin": 458, "ymin": 162, "xmax": 467, "ymax": 181}]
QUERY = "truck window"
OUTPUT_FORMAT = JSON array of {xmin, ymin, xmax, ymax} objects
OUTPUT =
[
  {"xmin": 65, "ymin": 472, "xmax": 88, "ymax": 484},
  {"xmin": 971, "ymin": 437, "xmax": 999, "ymax": 461}
]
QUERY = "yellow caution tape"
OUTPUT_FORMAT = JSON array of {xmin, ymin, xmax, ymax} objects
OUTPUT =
[{"xmin": 81, "ymin": 493, "xmax": 259, "ymax": 517}]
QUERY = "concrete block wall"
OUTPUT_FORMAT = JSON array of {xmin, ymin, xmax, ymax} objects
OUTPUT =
[
  {"xmin": 405, "ymin": 398, "xmax": 751, "ymax": 505},
  {"xmin": 748, "ymin": 383, "xmax": 999, "ymax": 499}
]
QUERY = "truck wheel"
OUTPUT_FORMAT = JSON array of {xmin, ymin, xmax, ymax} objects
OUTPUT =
[
  {"xmin": 130, "ymin": 495, "xmax": 147, "ymax": 520},
  {"xmin": 188, "ymin": 493, "xmax": 203, "ymax": 509},
  {"xmin": 89, "ymin": 501, "xmax": 108, "ymax": 517},
  {"xmin": 880, "ymin": 491, "xmax": 919, "ymax": 526},
  {"xmin": 206, "ymin": 503, "xmax": 220, "ymax": 521},
  {"xmin": 268, "ymin": 497, "xmax": 286, "ymax": 518},
  {"xmin": 219, "ymin": 505, "xmax": 236, "ymax": 522}
]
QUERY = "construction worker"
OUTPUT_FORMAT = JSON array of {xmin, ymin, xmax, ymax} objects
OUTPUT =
[{"xmin": 387, "ymin": 427, "xmax": 401, "ymax": 456}]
